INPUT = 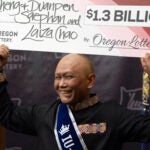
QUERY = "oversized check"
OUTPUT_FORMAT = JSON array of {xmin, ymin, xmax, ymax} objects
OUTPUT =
[{"xmin": 0, "ymin": 0, "xmax": 150, "ymax": 57}]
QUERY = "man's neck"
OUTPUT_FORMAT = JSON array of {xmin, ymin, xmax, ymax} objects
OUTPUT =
[{"xmin": 69, "ymin": 95, "xmax": 98, "ymax": 111}]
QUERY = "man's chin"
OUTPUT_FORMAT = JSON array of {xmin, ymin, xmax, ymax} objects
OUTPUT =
[{"xmin": 60, "ymin": 98, "xmax": 72, "ymax": 104}]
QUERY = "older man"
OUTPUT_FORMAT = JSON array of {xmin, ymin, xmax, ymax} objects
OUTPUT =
[{"xmin": 1, "ymin": 44, "xmax": 150, "ymax": 150}]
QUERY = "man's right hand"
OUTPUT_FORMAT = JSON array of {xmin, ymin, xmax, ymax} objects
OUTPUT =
[{"xmin": 0, "ymin": 44, "xmax": 9, "ymax": 69}]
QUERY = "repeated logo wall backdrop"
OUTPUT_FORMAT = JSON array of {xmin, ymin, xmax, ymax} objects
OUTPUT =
[{"xmin": 0, "ymin": 0, "xmax": 150, "ymax": 150}]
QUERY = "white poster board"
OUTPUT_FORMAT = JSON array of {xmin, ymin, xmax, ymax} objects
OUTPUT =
[{"xmin": 0, "ymin": 0, "xmax": 150, "ymax": 57}]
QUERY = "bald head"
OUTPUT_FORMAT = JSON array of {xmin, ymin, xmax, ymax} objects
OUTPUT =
[{"xmin": 55, "ymin": 53, "xmax": 94, "ymax": 76}]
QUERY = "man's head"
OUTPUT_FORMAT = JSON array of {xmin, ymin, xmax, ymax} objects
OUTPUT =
[{"xmin": 54, "ymin": 53, "xmax": 96, "ymax": 105}]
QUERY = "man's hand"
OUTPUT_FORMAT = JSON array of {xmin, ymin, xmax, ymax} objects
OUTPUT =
[
  {"xmin": 141, "ymin": 53, "xmax": 150, "ymax": 75},
  {"xmin": 0, "ymin": 44, "xmax": 9, "ymax": 69}
]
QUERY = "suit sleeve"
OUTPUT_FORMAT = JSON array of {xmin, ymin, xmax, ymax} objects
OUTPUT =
[
  {"xmin": 0, "ymin": 81, "xmax": 37, "ymax": 136},
  {"xmin": 114, "ymin": 102, "xmax": 150, "ymax": 143}
]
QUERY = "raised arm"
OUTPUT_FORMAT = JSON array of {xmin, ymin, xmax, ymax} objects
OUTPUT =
[
  {"xmin": 0, "ymin": 45, "xmax": 37, "ymax": 135},
  {"xmin": 141, "ymin": 53, "xmax": 150, "ymax": 75},
  {"xmin": 0, "ymin": 44, "xmax": 9, "ymax": 68},
  {"xmin": 0, "ymin": 44, "xmax": 9, "ymax": 82}
]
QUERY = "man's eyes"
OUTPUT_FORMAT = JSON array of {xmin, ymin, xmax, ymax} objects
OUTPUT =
[
  {"xmin": 65, "ymin": 75, "xmax": 74, "ymax": 79},
  {"xmin": 55, "ymin": 75, "xmax": 74, "ymax": 80},
  {"xmin": 55, "ymin": 76, "xmax": 61, "ymax": 80}
]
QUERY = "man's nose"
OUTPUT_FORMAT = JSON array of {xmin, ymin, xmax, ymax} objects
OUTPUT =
[{"xmin": 59, "ymin": 78, "xmax": 67, "ymax": 87}]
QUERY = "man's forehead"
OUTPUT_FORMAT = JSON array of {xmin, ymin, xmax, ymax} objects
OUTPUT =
[
  {"xmin": 55, "ymin": 60, "xmax": 79, "ymax": 73},
  {"xmin": 55, "ymin": 63, "xmax": 80, "ymax": 77}
]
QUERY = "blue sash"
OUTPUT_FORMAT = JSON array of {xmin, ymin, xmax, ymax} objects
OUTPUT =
[{"xmin": 54, "ymin": 103, "xmax": 87, "ymax": 150}]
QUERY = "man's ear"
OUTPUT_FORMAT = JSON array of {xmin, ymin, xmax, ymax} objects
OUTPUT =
[{"xmin": 87, "ymin": 73, "xmax": 96, "ymax": 89}]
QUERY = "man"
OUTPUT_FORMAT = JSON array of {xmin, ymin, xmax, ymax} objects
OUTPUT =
[{"xmin": 0, "ymin": 44, "xmax": 150, "ymax": 150}]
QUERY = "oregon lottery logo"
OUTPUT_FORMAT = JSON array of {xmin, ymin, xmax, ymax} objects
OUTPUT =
[
  {"xmin": 4, "ymin": 54, "xmax": 27, "ymax": 70},
  {"xmin": 11, "ymin": 98, "xmax": 22, "ymax": 106},
  {"xmin": 120, "ymin": 87, "xmax": 142, "ymax": 110}
]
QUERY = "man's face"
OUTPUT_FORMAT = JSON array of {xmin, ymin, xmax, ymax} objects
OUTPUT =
[{"xmin": 54, "ymin": 55, "xmax": 90, "ymax": 105}]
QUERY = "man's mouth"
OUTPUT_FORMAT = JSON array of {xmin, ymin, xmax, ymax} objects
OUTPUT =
[{"xmin": 59, "ymin": 90, "xmax": 72, "ymax": 96}]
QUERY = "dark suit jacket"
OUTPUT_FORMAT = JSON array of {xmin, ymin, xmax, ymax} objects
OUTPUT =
[{"xmin": 0, "ymin": 81, "xmax": 150, "ymax": 150}]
